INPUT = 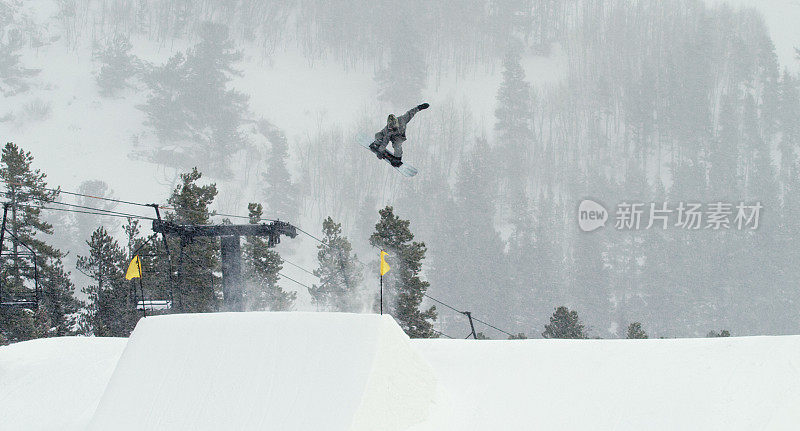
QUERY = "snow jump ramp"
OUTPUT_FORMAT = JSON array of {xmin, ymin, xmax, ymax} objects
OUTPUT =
[{"xmin": 88, "ymin": 312, "xmax": 437, "ymax": 431}]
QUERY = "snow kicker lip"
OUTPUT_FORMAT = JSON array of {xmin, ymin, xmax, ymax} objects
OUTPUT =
[{"xmin": 88, "ymin": 312, "xmax": 436, "ymax": 431}]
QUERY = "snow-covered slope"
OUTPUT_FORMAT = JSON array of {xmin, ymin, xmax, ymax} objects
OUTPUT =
[
  {"xmin": 0, "ymin": 336, "xmax": 127, "ymax": 431},
  {"xmin": 413, "ymin": 336, "xmax": 800, "ymax": 431},
  {"xmin": 2, "ymin": 313, "xmax": 800, "ymax": 430},
  {"xmin": 88, "ymin": 312, "xmax": 436, "ymax": 431}
]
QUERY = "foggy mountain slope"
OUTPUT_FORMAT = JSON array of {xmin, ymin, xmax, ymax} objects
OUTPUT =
[
  {"xmin": 707, "ymin": 0, "xmax": 800, "ymax": 72},
  {"xmin": 0, "ymin": 0, "xmax": 567, "ymax": 309},
  {"xmin": 3, "ymin": 0, "xmax": 800, "ymax": 337}
]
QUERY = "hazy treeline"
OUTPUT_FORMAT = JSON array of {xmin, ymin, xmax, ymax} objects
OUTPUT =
[
  {"xmin": 61, "ymin": 1, "xmax": 533, "ymax": 73},
  {"xmin": 299, "ymin": 1, "xmax": 800, "ymax": 338}
]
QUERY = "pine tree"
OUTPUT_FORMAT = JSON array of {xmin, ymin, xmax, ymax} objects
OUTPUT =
[
  {"xmin": 570, "ymin": 171, "xmax": 612, "ymax": 334},
  {"xmin": 626, "ymin": 322, "xmax": 648, "ymax": 339},
  {"xmin": 495, "ymin": 47, "xmax": 534, "ymax": 199},
  {"xmin": 375, "ymin": 38, "xmax": 426, "ymax": 108},
  {"xmin": 744, "ymin": 95, "xmax": 778, "ymax": 217},
  {"xmin": 123, "ymin": 218, "xmax": 142, "ymax": 258},
  {"xmin": 778, "ymin": 71, "xmax": 799, "ymax": 180},
  {"xmin": 242, "ymin": 203, "xmax": 294, "ymax": 311},
  {"xmin": 707, "ymin": 329, "xmax": 731, "ymax": 338},
  {"xmin": 442, "ymin": 139, "xmax": 508, "ymax": 325},
  {"xmin": 0, "ymin": 143, "xmax": 80, "ymax": 343},
  {"xmin": 708, "ymin": 94, "xmax": 741, "ymax": 201},
  {"xmin": 542, "ymin": 306, "xmax": 586, "ymax": 339},
  {"xmin": 525, "ymin": 190, "xmax": 566, "ymax": 328},
  {"xmin": 639, "ymin": 179, "xmax": 677, "ymax": 335},
  {"xmin": 71, "ymin": 180, "xmax": 118, "ymax": 249},
  {"xmin": 488, "ymin": 2, "xmax": 533, "ymax": 50},
  {"xmin": 369, "ymin": 206, "xmax": 436, "ymax": 338},
  {"xmin": 373, "ymin": 11, "xmax": 426, "ymax": 109},
  {"xmin": 93, "ymin": 34, "xmax": 139, "ymax": 97},
  {"xmin": 77, "ymin": 227, "xmax": 138, "ymax": 336},
  {"xmin": 606, "ymin": 164, "xmax": 651, "ymax": 335},
  {"xmin": 667, "ymin": 156, "xmax": 712, "ymax": 334},
  {"xmin": 258, "ymin": 120, "xmax": 298, "ymax": 223},
  {"xmin": 739, "ymin": 93, "xmax": 788, "ymax": 333},
  {"xmin": 308, "ymin": 216, "xmax": 363, "ymax": 312},
  {"xmin": 0, "ymin": 25, "xmax": 39, "ymax": 96},
  {"xmin": 39, "ymin": 259, "xmax": 79, "ymax": 337},
  {"xmin": 495, "ymin": 46, "xmax": 533, "ymax": 141},
  {"xmin": 141, "ymin": 22, "xmax": 248, "ymax": 177},
  {"xmin": 779, "ymin": 74, "xmax": 800, "ymax": 321},
  {"xmin": 166, "ymin": 168, "xmax": 219, "ymax": 313}
]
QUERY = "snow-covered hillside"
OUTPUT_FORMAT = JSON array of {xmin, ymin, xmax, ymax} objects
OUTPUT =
[
  {"xmin": 1, "ymin": 312, "xmax": 799, "ymax": 430},
  {"xmin": 0, "ymin": 336, "xmax": 126, "ymax": 431}
]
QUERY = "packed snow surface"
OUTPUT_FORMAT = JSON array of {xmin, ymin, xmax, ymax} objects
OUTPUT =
[
  {"xmin": 88, "ymin": 312, "xmax": 436, "ymax": 431},
  {"xmin": 412, "ymin": 336, "xmax": 800, "ymax": 430},
  {"xmin": 0, "ymin": 336, "xmax": 127, "ymax": 431},
  {"xmin": 2, "ymin": 313, "xmax": 800, "ymax": 430}
]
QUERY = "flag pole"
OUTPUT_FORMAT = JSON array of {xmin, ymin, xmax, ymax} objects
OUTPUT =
[
  {"xmin": 137, "ymin": 257, "xmax": 146, "ymax": 318},
  {"xmin": 379, "ymin": 250, "xmax": 389, "ymax": 316}
]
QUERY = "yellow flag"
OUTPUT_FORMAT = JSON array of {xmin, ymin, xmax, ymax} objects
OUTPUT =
[
  {"xmin": 380, "ymin": 251, "xmax": 391, "ymax": 276},
  {"xmin": 125, "ymin": 255, "xmax": 142, "ymax": 280}
]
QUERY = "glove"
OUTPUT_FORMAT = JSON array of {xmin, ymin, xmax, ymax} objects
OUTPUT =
[{"xmin": 417, "ymin": 103, "xmax": 430, "ymax": 110}]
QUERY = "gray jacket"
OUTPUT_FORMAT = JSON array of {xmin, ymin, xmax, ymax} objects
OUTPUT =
[{"xmin": 374, "ymin": 106, "xmax": 421, "ymax": 146}]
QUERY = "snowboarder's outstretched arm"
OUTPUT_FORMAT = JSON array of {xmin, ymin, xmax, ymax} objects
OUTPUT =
[{"xmin": 399, "ymin": 103, "xmax": 430, "ymax": 124}]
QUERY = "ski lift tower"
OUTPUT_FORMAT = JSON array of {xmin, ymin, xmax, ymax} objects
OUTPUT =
[{"xmin": 152, "ymin": 219, "xmax": 297, "ymax": 312}]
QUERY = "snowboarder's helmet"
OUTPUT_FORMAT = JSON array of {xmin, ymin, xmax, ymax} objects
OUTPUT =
[{"xmin": 387, "ymin": 114, "xmax": 399, "ymax": 131}]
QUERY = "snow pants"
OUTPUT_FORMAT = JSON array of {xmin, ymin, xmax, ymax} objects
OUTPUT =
[{"xmin": 377, "ymin": 136, "xmax": 404, "ymax": 158}]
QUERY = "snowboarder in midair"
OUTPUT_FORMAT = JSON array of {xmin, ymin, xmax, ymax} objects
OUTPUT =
[{"xmin": 369, "ymin": 103, "xmax": 430, "ymax": 167}]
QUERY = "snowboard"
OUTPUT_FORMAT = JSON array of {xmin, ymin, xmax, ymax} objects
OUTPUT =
[{"xmin": 357, "ymin": 133, "xmax": 418, "ymax": 177}]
